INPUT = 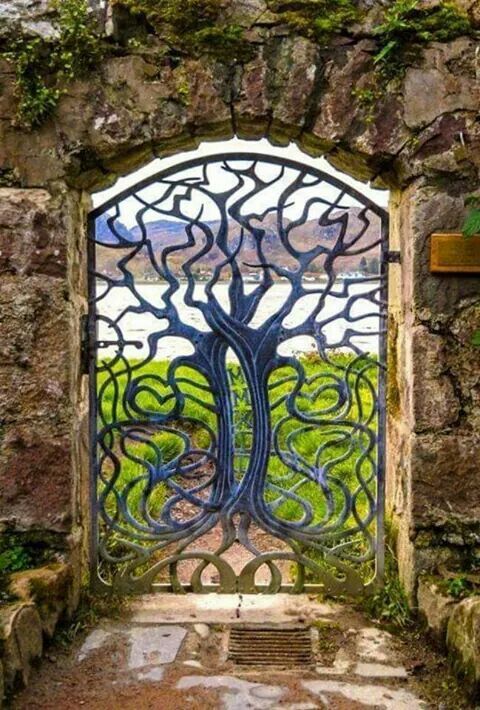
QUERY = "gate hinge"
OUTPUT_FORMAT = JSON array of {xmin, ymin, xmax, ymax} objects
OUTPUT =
[
  {"xmin": 80, "ymin": 314, "xmax": 91, "ymax": 375},
  {"xmin": 386, "ymin": 250, "xmax": 401, "ymax": 264}
]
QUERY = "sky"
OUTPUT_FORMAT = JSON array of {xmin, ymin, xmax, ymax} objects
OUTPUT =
[{"xmin": 92, "ymin": 138, "xmax": 389, "ymax": 217}]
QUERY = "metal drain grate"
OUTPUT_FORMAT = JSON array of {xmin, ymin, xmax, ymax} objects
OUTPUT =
[{"xmin": 228, "ymin": 626, "xmax": 313, "ymax": 666}]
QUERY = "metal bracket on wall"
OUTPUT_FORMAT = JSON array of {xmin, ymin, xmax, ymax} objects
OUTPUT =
[{"xmin": 387, "ymin": 251, "xmax": 401, "ymax": 264}]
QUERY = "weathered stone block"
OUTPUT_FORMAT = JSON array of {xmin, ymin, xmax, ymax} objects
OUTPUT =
[
  {"xmin": 183, "ymin": 59, "xmax": 232, "ymax": 133},
  {"xmin": 411, "ymin": 326, "xmax": 460, "ymax": 432},
  {"xmin": 0, "ymin": 189, "xmax": 67, "ymax": 277},
  {"xmin": 0, "ymin": 604, "xmax": 42, "ymax": 691},
  {"xmin": 0, "ymin": 121, "xmax": 66, "ymax": 187},
  {"xmin": 87, "ymin": 100, "xmax": 152, "ymax": 161},
  {"xmin": 417, "ymin": 576, "xmax": 459, "ymax": 644},
  {"xmin": 0, "ymin": 421, "xmax": 72, "ymax": 531},
  {"xmin": 0, "ymin": 1, "xmax": 52, "ymax": 40},
  {"xmin": 0, "ymin": 61, "xmax": 17, "ymax": 125},
  {"xmin": 396, "ymin": 113, "xmax": 472, "ymax": 183},
  {"xmin": 234, "ymin": 53, "xmax": 270, "ymax": 138},
  {"xmin": 0, "ymin": 275, "xmax": 71, "ymax": 427},
  {"xmin": 447, "ymin": 596, "xmax": 480, "ymax": 698},
  {"xmin": 221, "ymin": 0, "xmax": 268, "ymax": 27},
  {"xmin": 354, "ymin": 94, "xmax": 410, "ymax": 162},
  {"xmin": 411, "ymin": 431, "xmax": 480, "ymax": 524},
  {"xmin": 268, "ymin": 36, "xmax": 319, "ymax": 135},
  {"xmin": 311, "ymin": 41, "xmax": 374, "ymax": 146},
  {"xmin": 449, "ymin": 302, "xmax": 480, "ymax": 432},
  {"xmin": 9, "ymin": 563, "xmax": 74, "ymax": 638},
  {"xmin": 404, "ymin": 40, "xmax": 478, "ymax": 129}
]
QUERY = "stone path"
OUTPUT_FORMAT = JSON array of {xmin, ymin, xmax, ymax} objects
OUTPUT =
[{"xmin": 10, "ymin": 595, "xmax": 468, "ymax": 709}]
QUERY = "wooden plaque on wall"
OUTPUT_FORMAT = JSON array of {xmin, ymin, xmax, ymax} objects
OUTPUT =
[{"xmin": 430, "ymin": 233, "xmax": 480, "ymax": 274}]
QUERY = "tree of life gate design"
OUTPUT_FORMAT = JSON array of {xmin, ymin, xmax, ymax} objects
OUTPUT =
[{"xmin": 88, "ymin": 153, "xmax": 388, "ymax": 596}]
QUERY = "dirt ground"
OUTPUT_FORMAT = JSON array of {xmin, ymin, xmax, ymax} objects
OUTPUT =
[{"xmin": 8, "ymin": 595, "xmax": 472, "ymax": 710}]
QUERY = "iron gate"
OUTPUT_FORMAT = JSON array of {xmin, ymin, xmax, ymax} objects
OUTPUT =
[{"xmin": 88, "ymin": 153, "xmax": 389, "ymax": 595}]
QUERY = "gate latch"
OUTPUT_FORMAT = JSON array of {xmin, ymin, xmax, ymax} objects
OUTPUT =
[{"xmin": 387, "ymin": 250, "xmax": 401, "ymax": 264}]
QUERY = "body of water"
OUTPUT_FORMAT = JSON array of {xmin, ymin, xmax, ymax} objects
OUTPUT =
[{"xmin": 95, "ymin": 281, "xmax": 381, "ymax": 362}]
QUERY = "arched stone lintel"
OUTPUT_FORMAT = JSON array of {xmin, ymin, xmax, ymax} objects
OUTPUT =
[{"xmin": 1, "ymin": 33, "xmax": 479, "ymax": 193}]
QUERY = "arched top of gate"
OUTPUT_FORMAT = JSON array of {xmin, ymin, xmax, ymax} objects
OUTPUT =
[{"xmin": 89, "ymin": 152, "xmax": 389, "ymax": 224}]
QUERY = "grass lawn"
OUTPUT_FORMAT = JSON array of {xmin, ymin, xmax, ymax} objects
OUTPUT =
[{"xmin": 95, "ymin": 350, "xmax": 380, "ymax": 581}]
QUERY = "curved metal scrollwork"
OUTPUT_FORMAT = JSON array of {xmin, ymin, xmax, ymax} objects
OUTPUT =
[{"xmin": 88, "ymin": 153, "xmax": 388, "ymax": 595}]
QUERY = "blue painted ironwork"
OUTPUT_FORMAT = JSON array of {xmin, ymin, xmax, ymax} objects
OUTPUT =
[{"xmin": 88, "ymin": 153, "xmax": 389, "ymax": 595}]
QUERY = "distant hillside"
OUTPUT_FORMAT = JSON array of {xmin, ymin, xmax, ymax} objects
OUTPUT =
[
  {"xmin": 95, "ymin": 207, "xmax": 381, "ymax": 280},
  {"xmin": 95, "ymin": 213, "xmax": 132, "ymax": 243}
]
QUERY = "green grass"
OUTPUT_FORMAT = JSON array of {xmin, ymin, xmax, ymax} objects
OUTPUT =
[
  {"xmin": 266, "ymin": 353, "xmax": 377, "ymax": 529},
  {"xmin": 362, "ymin": 539, "xmax": 412, "ymax": 628},
  {"xmin": 96, "ymin": 351, "xmax": 380, "ymax": 581}
]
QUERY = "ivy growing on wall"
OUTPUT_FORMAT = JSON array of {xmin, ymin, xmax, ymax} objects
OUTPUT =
[{"xmin": 3, "ymin": 0, "xmax": 103, "ymax": 128}]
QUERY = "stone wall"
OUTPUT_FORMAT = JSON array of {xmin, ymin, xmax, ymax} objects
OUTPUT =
[
  {"xmin": 0, "ymin": 0, "xmax": 479, "ymax": 609},
  {"xmin": 388, "ymin": 178, "xmax": 480, "ymax": 597},
  {"xmin": 0, "ymin": 187, "xmax": 87, "ymax": 570}
]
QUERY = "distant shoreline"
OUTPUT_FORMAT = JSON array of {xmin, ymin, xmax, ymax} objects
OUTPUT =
[{"xmin": 96, "ymin": 274, "xmax": 379, "ymax": 286}]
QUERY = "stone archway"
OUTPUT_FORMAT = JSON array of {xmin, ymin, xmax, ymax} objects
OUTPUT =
[{"xmin": 0, "ymin": 0, "xmax": 479, "ymax": 609}]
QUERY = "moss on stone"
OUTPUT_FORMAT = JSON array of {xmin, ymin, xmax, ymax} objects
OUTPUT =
[
  {"xmin": 266, "ymin": 0, "xmax": 360, "ymax": 45},
  {"xmin": 446, "ymin": 597, "xmax": 480, "ymax": 698},
  {"xmin": 0, "ymin": 532, "xmax": 60, "ymax": 575},
  {"xmin": 113, "ymin": 0, "xmax": 254, "ymax": 61},
  {"xmin": 117, "ymin": 0, "xmax": 221, "ymax": 35},
  {"xmin": 351, "ymin": 85, "xmax": 382, "ymax": 126},
  {"xmin": 3, "ymin": 0, "xmax": 476, "ymax": 132}
]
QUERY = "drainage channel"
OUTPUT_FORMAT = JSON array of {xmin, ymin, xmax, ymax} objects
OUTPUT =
[{"xmin": 228, "ymin": 625, "xmax": 314, "ymax": 666}]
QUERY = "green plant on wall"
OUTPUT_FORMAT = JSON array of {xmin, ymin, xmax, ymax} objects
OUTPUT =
[
  {"xmin": 446, "ymin": 575, "xmax": 474, "ymax": 599},
  {"xmin": 462, "ymin": 196, "xmax": 480, "ymax": 238},
  {"xmin": 5, "ymin": 36, "xmax": 62, "ymax": 128},
  {"xmin": 363, "ymin": 538, "xmax": 412, "ymax": 629},
  {"xmin": 0, "ymin": 545, "xmax": 32, "ymax": 574},
  {"xmin": 4, "ymin": 0, "xmax": 103, "ymax": 128},
  {"xmin": 352, "ymin": 0, "xmax": 472, "ymax": 122},
  {"xmin": 462, "ymin": 196, "xmax": 480, "ymax": 348},
  {"xmin": 266, "ymin": 0, "xmax": 359, "ymax": 44},
  {"xmin": 114, "ymin": 0, "xmax": 250, "ymax": 61},
  {"xmin": 373, "ymin": 0, "xmax": 471, "ymax": 77}
]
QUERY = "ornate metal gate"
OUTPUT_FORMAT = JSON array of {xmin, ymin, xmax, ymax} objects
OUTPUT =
[{"xmin": 88, "ymin": 153, "xmax": 389, "ymax": 595}]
